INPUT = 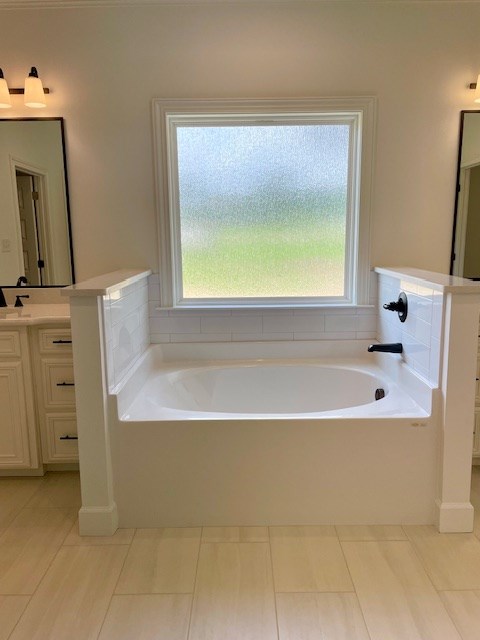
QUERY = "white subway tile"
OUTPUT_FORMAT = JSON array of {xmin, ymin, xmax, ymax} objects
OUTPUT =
[
  {"xmin": 200, "ymin": 315, "xmax": 262, "ymax": 334},
  {"xmin": 148, "ymin": 282, "xmax": 161, "ymax": 302},
  {"xmin": 170, "ymin": 333, "xmax": 231, "ymax": 343},
  {"xmin": 150, "ymin": 333, "xmax": 171, "ymax": 344},
  {"xmin": 262, "ymin": 315, "xmax": 296, "ymax": 333},
  {"xmin": 294, "ymin": 331, "xmax": 356, "ymax": 340},
  {"xmin": 429, "ymin": 337, "xmax": 441, "ymax": 386},
  {"xmin": 293, "ymin": 315, "xmax": 327, "ymax": 332},
  {"xmin": 407, "ymin": 292, "xmax": 433, "ymax": 324},
  {"xmin": 356, "ymin": 314, "xmax": 377, "ymax": 332},
  {"xmin": 431, "ymin": 293, "xmax": 444, "ymax": 340},
  {"xmin": 356, "ymin": 331, "xmax": 377, "ymax": 340},
  {"xmin": 232, "ymin": 333, "xmax": 294, "ymax": 342},
  {"xmin": 324, "ymin": 315, "xmax": 357, "ymax": 332},
  {"xmin": 149, "ymin": 303, "xmax": 169, "ymax": 317},
  {"xmin": 150, "ymin": 316, "xmax": 201, "ymax": 334}
]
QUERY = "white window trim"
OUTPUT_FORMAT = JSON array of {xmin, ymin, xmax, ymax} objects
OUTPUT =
[{"xmin": 153, "ymin": 97, "xmax": 376, "ymax": 309}]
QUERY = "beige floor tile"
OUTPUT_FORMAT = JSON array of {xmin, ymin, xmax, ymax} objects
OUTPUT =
[
  {"xmin": 202, "ymin": 526, "xmax": 269, "ymax": 543},
  {"xmin": 336, "ymin": 525, "xmax": 407, "ymax": 541},
  {"xmin": 0, "ymin": 477, "xmax": 44, "ymax": 535},
  {"xmin": 404, "ymin": 525, "xmax": 480, "ymax": 590},
  {"xmin": 0, "ymin": 508, "xmax": 76, "ymax": 595},
  {"xmin": 270, "ymin": 526, "xmax": 353, "ymax": 593},
  {"xmin": 0, "ymin": 596, "xmax": 30, "ymax": 640},
  {"xmin": 115, "ymin": 528, "xmax": 201, "ymax": 594},
  {"xmin": 25, "ymin": 472, "xmax": 81, "ymax": 509},
  {"xmin": 342, "ymin": 540, "xmax": 462, "ymax": 639},
  {"xmin": 276, "ymin": 592, "xmax": 370, "ymax": 640},
  {"xmin": 63, "ymin": 519, "xmax": 135, "ymax": 546},
  {"xmin": 440, "ymin": 590, "xmax": 480, "ymax": 640},
  {"xmin": 189, "ymin": 542, "xmax": 277, "ymax": 640},
  {"xmin": 98, "ymin": 594, "xmax": 191, "ymax": 640},
  {"xmin": 9, "ymin": 546, "xmax": 128, "ymax": 640}
]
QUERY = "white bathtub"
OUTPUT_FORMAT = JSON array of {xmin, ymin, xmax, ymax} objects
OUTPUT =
[
  {"xmin": 110, "ymin": 343, "xmax": 438, "ymax": 527},
  {"xmin": 120, "ymin": 360, "xmax": 427, "ymax": 421}
]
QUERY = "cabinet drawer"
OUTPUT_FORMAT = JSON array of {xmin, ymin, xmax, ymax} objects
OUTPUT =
[
  {"xmin": 38, "ymin": 328, "xmax": 73, "ymax": 354},
  {"xmin": 474, "ymin": 411, "xmax": 480, "ymax": 457},
  {"xmin": 44, "ymin": 413, "xmax": 78, "ymax": 461},
  {"xmin": 0, "ymin": 331, "xmax": 21, "ymax": 357},
  {"xmin": 41, "ymin": 359, "xmax": 76, "ymax": 408},
  {"xmin": 476, "ymin": 359, "xmax": 480, "ymax": 405}
]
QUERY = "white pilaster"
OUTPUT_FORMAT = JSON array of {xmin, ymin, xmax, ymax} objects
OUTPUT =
[
  {"xmin": 436, "ymin": 292, "xmax": 480, "ymax": 532},
  {"xmin": 69, "ymin": 296, "xmax": 118, "ymax": 535}
]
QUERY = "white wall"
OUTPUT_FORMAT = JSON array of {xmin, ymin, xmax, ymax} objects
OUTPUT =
[{"xmin": 0, "ymin": 1, "xmax": 478, "ymax": 281}]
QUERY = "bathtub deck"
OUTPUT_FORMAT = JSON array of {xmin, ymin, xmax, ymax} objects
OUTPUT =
[{"xmin": 2, "ymin": 470, "xmax": 480, "ymax": 639}]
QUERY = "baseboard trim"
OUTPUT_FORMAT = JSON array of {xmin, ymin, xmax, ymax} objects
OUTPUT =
[
  {"xmin": 435, "ymin": 499, "xmax": 474, "ymax": 532},
  {"xmin": 78, "ymin": 503, "xmax": 118, "ymax": 536}
]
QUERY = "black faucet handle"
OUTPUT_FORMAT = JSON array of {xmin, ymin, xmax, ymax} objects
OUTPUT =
[
  {"xmin": 14, "ymin": 295, "xmax": 30, "ymax": 308},
  {"xmin": 382, "ymin": 292, "xmax": 408, "ymax": 323}
]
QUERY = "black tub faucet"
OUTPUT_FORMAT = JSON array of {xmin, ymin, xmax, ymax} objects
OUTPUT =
[{"xmin": 368, "ymin": 343, "xmax": 403, "ymax": 354}]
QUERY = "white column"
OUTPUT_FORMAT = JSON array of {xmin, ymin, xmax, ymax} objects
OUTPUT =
[
  {"xmin": 69, "ymin": 295, "xmax": 118, "ymax": 535},
  {"xmin": 436, "ymin": 292, "xmax": 480, "ymax": 532}
]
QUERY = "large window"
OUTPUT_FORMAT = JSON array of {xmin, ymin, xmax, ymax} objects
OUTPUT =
[{"xmin": 154, "ymin": 98, "xmax": 375, "ymax": 308}]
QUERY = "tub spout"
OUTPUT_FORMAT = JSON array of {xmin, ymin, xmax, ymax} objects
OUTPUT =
[{"xmin": 368, "ymin": 342, "xmax": 403, "ymax": 354}]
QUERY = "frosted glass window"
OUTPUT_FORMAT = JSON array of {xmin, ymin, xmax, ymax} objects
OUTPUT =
[{"xmin": 175, "ymin": 123, "xmax": 352, "ymax": 300}]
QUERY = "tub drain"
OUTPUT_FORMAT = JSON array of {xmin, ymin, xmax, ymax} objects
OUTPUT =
[{"xmin": 375, "ymin": 388, "xmax": 385, "ymax": 401}]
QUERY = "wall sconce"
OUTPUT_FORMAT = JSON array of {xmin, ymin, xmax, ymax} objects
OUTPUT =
[
  {"xmin": 470, "ymin": 74, "xmax": 480, "ymax": 103},
  {"xmin": 0, "ymin": 66, "xmax": 50, "ymax": 109}
]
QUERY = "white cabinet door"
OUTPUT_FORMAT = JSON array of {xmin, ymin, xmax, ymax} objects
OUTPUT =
[{"xmin": 0, "ymin": 361, "xmax": 32, "ymax": 468}]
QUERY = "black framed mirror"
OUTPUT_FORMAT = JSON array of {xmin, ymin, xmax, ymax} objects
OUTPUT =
[
  {"xmin": 0, "ymin": 117, "xmax": 75, "ymax": 286},
  {"xmin": 450, "ymin": 110, "xmax": 480, "ymax": 279}
]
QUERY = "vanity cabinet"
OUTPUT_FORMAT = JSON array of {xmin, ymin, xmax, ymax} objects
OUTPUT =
[
  {"xmin": 31, "ymin": 327, "xmax": 78, "ymax": 463},
  {"xmin": 473, "ymin": 331, "xmax": 480, "ymax": 459},
  {"xmin": 0, "ymin": 323, "xmax": 78, "ymax": 471},
  {"xmin": 0, "ymin": 329, "xmax": 39, "ymax": 469}
]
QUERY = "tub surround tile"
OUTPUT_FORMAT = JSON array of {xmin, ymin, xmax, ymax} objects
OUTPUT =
[
  {"xmin": 335, "ymin": 525, "xmax": 407, "ymax": 541},
  {"xmin": 115, "ymin": 528, "xmax": 201, "ymax": 594},
  {"xmin": 63, "ymin": 520, "xmax": 135, "ymax": 546},
  {"xmin": 276, "ymin": 592, "xmax": 370, "ymax": 640},
  {"xmin": 0, "ymin": 508, "xmax": 76, "ymax": 595},
  {"xmin": 342, "ymin": 540, "xmax": 462, "ymax": 639},
  {"xmin": 9, "ymin": 546, "xmax": 128, "ymax": 640},
  {"xmin": 189, "ymin": 542, "xmax": 277, "ymax": 640},
  {"xmin": 439, "ymin": 590, "xmax": 480, "ymax": 640},
  {"xmin": 170, "ymin": 333, "xmax": 231, "ymax": 343},
  {"xmin": 200, "ymin": 315, "xmax": 263, "ymax": 334},
  {"xmin": 147, "ymin": 271, "xmax": 379, "ymax": 344},
  {"xmin": 269, "ymin": 526, "xmax": 353, "ymax": 593},
  {"xmin": 403, "ymin": 525, "xmax": 480, "ymax": 590},
  {"xmin": 0, "ymin": 596, "xmax": 30, "ymax": 640},
  {"xmin": 201, "ymin": 527, "xmax": 269, "ymax": 543},
  {"xmin": 98, "ymin": 594, "xmax": 192, "ymax": 640}
]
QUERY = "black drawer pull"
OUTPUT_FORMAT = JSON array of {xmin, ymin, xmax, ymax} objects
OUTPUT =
[
  {"xmin": 52, "ymin": 339, "xmax": 72, "ymax": 344},
  {"xmin": 56, "ymin": 382, "xmax": 75, "ymax": 387},
  {"xmin": 59, "ymin": 435, "xmax": 78, "ymax": 440}
]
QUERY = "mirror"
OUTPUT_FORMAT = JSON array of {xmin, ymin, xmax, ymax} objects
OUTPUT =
[
  {"xmin": 0, "ymin": 117, "xmax": 74, "ymax": 286},
  {"xmin": 451, "ymin": 111, "xmax": 480, "ymax": 279}
]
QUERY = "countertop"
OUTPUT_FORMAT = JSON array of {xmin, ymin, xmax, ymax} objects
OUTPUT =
[{"xmin": 0, "ymin": 304, "xmax": 71, "ymax": 326}]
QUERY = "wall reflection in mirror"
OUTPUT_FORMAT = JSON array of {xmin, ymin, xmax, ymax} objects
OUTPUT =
[
  {"xmin": 0, "ymin": 118, "xmax": 74, "ymax": 286},
  {"xmin": 451, "ymin": 111, "xmax": 480, "ymax": 279}
]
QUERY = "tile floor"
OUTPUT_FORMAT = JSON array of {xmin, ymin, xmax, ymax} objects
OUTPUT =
[{"xmin": 2, "ymin": 470, "xmax": 480, "ymax": 638}]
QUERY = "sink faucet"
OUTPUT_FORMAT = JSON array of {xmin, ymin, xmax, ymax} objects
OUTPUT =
[
  {"xmin": 368, "ymin": 343, "xmax": 403, "ymax": 354},
  {"xmin": 16, "ymin": 276, "xmax": 28, "ymax": 287},
  {"xmin": 0, "ymin": 287, "xmax": 6, "ymax": 308},
  {"xmin": 14, "ymin": 295, "xmax": 29, "ymax": 308}
]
